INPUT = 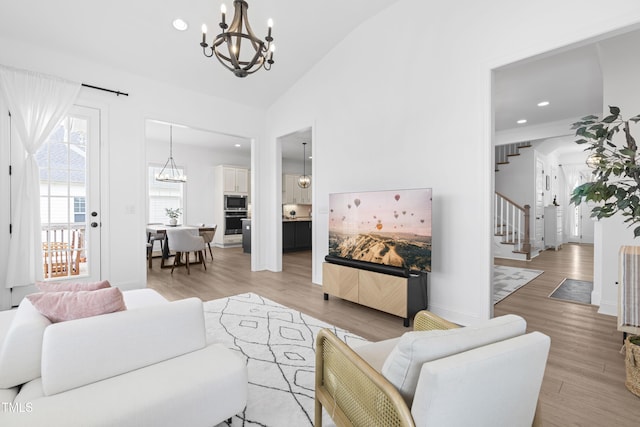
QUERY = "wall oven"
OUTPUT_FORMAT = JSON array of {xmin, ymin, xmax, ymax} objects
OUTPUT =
[
  {"xmin": 224, "ymin": 211, "xmax": 247, "ymax": 235},
  {"xmin": 224, "ymin": 195, "xmax": 247, "ymax": 211}
]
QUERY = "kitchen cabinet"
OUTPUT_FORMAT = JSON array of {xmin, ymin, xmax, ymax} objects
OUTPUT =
[
  {"xmin": 213, "ymin": 165, "xmax": 250, "ymax": 247},
  {"xmin": 222, "ymin": 166, "xmax": 248, "ymax": 194},
  {"xmin": 242, "ymin": 219, "xmax": 251, "ymax": 253},
  {"xmin": 282, "ymin": 220, "xmax": 311, "ymax": 251},
  {"xmin": 282, "ymin": 174, "xmax": 311, "ymax": 204}
]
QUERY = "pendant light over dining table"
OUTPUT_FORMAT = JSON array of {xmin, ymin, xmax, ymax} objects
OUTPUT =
[
  {"xmin": 200, "ymin": 0, "xmax": 275, "ymax": 78},
  {"xmin": 156, "ymin": 125, "xmax": 187, "ymax": 183}
]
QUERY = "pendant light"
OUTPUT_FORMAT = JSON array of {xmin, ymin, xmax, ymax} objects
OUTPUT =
[
  {"xmin": 156, "ymin": 125, "xmax": 187, "ymax": 183},
  {"xmin": 298, "ymin": 142, "xmax": 311, "ymax": 188}
]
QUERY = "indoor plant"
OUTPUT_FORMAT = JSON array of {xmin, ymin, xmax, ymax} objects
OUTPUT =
[
  {"xmin": 570, "ymin": 106, "xmax": 640, "ymax": 236},
  {"xmin": 165, "ymin": 207, "xmax": 182, "ymax": 226}
]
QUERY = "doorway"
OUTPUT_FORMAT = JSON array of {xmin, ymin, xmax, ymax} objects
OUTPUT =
[
  {"xmin": 278, "ymin": 127, "xmax": 313, "ymax": 271},
  {"xmin": 8, "ymin": 104, "xmax": 103, "ymax": 305},
  {"xmin": 491, "ymin": 32, "xmax": 611, "ymax": 306},
  {"xmin": 144, "ymin": 119, "xmax": 252, "ymax": 263}
]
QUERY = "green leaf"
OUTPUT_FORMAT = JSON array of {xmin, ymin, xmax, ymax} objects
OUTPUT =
[
  {"xmin": 634, "ymin": 226, "xmax": 640, "ymax": 238},
  {"xmin": 603, "ymin": 115, "xmax": 618, "ymax": 124},
  {"xmin": 621, "ymin": 148, "xmax": 637, "ymax": 157},
  {"xmin": 610, "ymin": 106, "xmax": 621, "ymax": 116}
]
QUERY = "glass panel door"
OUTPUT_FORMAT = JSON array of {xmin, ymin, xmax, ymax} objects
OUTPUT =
[{"xmin": 36, "ymin": 105, "xmax": 100, "ymax": 281}]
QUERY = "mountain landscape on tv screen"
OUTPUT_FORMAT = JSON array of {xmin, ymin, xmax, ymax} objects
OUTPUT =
[
  {"xmin": 329, "ymin": 232, "xmax": 432, "ymax": 272},
  {"xmin": 328, "ymin": 188, "xmax": 432, "ymax": 272}
]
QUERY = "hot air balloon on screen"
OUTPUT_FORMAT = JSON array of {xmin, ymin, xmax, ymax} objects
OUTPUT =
[
  {"xmin": 394, "ymin": 194, "xmax": 400, "ymax": 201},
  {"xmin": 354, "ymin": 198, "xmax": 360, "ymax": 207}
]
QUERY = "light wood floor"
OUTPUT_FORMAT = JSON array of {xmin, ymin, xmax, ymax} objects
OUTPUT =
[{"xmin": 147, "ymin": 244, "xmax": 640, "ymax": 426}]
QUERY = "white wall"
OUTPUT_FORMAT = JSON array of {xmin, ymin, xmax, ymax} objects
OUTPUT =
[
  {"xmin": 265, "ymin": 0, "xmax": 640, "ymax": 324},
  {"xmin": 592, "ymin": 30, "xmax": 640, "ymax": 315},
  {"xmin": 0, "ymin": 35, "xmax": 265, "ymax": 307}
]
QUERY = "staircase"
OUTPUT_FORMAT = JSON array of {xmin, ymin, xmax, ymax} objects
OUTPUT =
[
  {"xmin": 494, "ymin": 192, "xmax": 531, "ymax": 261},
  {"xmin": 495, "ymin": 141, "xmax": 532, "ymax": 172}
]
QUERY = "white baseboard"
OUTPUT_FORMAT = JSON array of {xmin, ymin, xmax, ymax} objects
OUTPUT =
[{"xmin": 597, "ymin": 300, "xmax": 617, "ymax": 317}]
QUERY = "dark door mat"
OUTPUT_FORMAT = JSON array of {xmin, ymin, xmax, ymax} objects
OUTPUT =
[{"xmin": 549, "ymin": 278, "xmax": 593, "ymax": 305}]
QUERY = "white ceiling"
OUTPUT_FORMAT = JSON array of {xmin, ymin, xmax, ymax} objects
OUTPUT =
[
  {"xmin": 0, "ymin": 0, "xmax": 400, "ymax": 109},
  {"xmin": 2, "ymin": 1, "xmax": 636, "ymax": 162},
  {"xmin": 494, "ymin": 43, "xmax": 603, "ymax": 132},
  {"xmin": 145, "ymin": 119, "xmax": 310, "ymax": 163}
]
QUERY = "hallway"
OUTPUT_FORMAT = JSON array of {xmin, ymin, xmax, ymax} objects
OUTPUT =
[{"xmin": 495, "ymin": 244, "xmax": 638, "ymax": 426}]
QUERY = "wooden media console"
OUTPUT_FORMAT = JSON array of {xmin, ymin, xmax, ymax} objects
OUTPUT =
[{"xmin": 322, "ymin": 259, "xmax": 428, "ymax": 327}]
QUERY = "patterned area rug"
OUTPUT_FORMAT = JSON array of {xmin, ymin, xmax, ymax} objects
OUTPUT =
[
  {"xmin": 549, "ymin": 278, "xmax": 593, "ymax": 305},
  {"xmin": 493, "ymin": 265, "xmax": 544, "ymax": 304},
  {"xmin": 205, "ymin": 292, "xmax": 367, "ymax": 427}
]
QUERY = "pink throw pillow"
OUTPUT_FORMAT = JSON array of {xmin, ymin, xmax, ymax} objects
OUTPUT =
[
  {"xmin": 26, "ymin": 287, "xmax": 127, "ymax": 323},
  {"xmin": 35, "ymin": 280, "xmax": 111, "ymax": 293}
]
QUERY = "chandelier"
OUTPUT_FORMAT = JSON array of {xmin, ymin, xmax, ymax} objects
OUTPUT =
[
  {"xmin": 200, "ymin": 1, "xmax": 275, "ymax": 78},
  {"xmin": 298, "ymin": 142, "xmax": 311, "ymax": 189},
  {"xmin": 156, "ymin": 125, "xmax": 187, "ymax": 183}
]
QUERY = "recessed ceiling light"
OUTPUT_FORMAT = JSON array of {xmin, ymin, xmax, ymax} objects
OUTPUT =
[
  {"xmin": 517, "ymin": 119, "xmax": 527, "ymax": 124},
  {"xmin": 235, "ymin": 144, "xmax": 241, "ymax": 148},
  {"xmin": 537, "ymin": 101, "xmax": 550, "ymax": 107},
  {"xmin": 172, "ymin": 18, "xmax": 188, "ymax": 31}
]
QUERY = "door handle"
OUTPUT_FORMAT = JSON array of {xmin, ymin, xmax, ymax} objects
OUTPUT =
[
  {"xmin": 91, "ymin": 222, "xmax": 99, "ymax": 228},
  {"xmin": 91, "ymin": 211, "xmax": 98, "ymax": 217}
]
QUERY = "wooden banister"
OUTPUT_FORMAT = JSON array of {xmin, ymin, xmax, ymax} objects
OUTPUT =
[{"xmin": 494, "ymin": 193, "xmax": 531, "ymax": 260}]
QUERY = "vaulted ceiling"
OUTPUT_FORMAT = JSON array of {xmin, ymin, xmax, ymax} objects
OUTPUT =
[
  {"xmin": 0, "ymin": 0, "xmax": 400, "ymax": 108},
  {"xmin": 2, "ymin": 1, "xmax": 635, "ymax": 160}
]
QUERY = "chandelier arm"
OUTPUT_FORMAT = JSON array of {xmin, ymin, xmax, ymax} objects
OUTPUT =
[{"xmin": 201, "ymin": 45, "xmax": 214, "ymax": 58}]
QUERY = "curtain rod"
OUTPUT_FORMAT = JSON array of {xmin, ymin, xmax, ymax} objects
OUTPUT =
[{"xmin": 81, "ymin": 83, "xmax": 129, "ymax": 97}]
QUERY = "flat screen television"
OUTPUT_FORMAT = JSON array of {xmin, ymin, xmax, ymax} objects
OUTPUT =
[{"xmin": 328, "ymin": 188, "xmax": 432, "ymax": 273}]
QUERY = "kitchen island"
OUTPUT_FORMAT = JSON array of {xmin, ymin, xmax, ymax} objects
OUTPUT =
[
  {"xmin": 241, "ymin": 218, "xmax": 312, "ymax": 253},
  {"xmin": 283, "ymin": 218, "xmax": 312, "ymax": 252}
]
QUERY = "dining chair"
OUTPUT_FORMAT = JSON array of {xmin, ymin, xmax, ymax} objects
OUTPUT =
[
  {"xmin": 199, "ymin": 225, "xmax": 217, "ymax": 260},
  {"xmin": 165, "ymin": 228, "xmax": 207, "ymax": 274},
  {"xmin": 147, "ymin": 223, "xmax": 165, "ymax": 253}
]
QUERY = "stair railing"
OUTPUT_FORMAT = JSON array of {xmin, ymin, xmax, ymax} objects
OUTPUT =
[{"xmin": 495, "ymin": 192, "xmax": 531, "ymax": 260}]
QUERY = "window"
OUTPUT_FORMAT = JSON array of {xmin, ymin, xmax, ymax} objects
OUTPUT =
[
  {"xmin": 148, "ymin": 165, "xmax": 185, "ymax": 224},
  {"xmin": 74, "ymin": 196, "xmax": 86, "ymax": 222}
]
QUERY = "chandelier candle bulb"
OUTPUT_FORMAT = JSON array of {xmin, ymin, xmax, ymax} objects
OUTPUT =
[
  {"xmin": 267, "ymin": 18, "xmax": 273, "ymax": 39},
  {"xmin": 201, "ymin": 24, "xmax": 207, "ymax": 45},
  {"xmin": 221, "ymin": 4, "xmax": 227, "ymax": 26}
]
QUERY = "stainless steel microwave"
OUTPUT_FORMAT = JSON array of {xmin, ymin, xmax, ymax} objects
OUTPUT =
[{"xmin": 224, "ymin": 195, "xmax": 247, "ymax": 211}]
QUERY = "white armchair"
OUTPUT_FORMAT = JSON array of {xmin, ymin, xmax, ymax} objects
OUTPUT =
[
  {"xmin": 316, "ymin": 311, "xmax": 550, "ymax": 427},
  {"xmin": 165, "ymin": 228, "xmax": 206, "ymax": 274}
]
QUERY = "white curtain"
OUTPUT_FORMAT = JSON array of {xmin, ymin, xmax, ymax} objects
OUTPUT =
[{"xmin": 0, "ymin": 65, "xmax": 81, "ymax": 288}]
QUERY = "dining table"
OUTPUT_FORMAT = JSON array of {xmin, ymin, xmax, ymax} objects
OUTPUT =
[{"xmin": 146, "ymin": 224, "xmax": 216, "ymax": 269}]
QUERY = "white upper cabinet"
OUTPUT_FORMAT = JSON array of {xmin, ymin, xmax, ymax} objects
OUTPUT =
[
  {"xmin": 223, "ymin": 166, "xmax": 249, "ymax": 195},
  {"xmin": 283, "ymin": 174, "xmax": 311, "ymax": 204}
]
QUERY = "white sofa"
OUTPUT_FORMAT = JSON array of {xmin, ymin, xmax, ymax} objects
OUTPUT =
[{"xmin": 0, "ymin": 289, "xmax": 247, "ymax": 426}]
